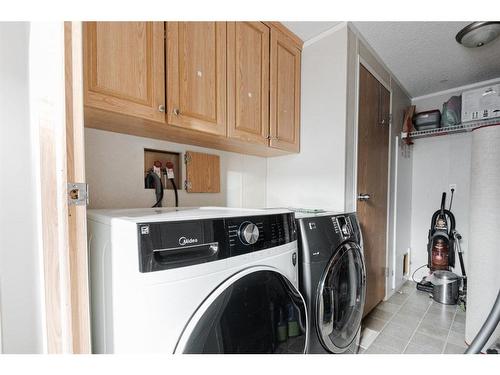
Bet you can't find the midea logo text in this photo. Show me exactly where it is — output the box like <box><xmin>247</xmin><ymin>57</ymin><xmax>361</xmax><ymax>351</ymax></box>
<box><xmin>179</xmin><ymin>237</ymin><xmax>198</xmax><ymax>246</ymax></box>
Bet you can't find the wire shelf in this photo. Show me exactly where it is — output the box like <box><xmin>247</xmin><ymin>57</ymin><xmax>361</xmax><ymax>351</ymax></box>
<box><xmin>401</xmin><ymin>118</ymin><xmax>500</xmax><ymax>141</ymax></box>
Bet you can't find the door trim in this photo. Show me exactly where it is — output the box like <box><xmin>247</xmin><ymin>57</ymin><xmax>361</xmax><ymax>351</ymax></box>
<box><xmin>174</xmin><ymin>265</ymin><xmax>309</xmax><ymax>354</ymax></box>
<box><xmin>37</xmin><ymin>21</ymin><xmax>91</xmax><ymax>353</ymax></box>
<box><xmin>64</xmin><ymin>21</ymin><xmax>92</xmax><ymax>353</ymax></box>
<box><xmin>354</xmin><ymin>56</ymin><xmax>393</xmax><ymax>301</ymax></box>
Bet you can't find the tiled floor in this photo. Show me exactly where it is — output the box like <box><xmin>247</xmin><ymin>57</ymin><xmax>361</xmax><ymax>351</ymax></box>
<box><xmin>360</xmin><ymin>280</ymin><xmax>467</xmax><ymax>354</ymax></box>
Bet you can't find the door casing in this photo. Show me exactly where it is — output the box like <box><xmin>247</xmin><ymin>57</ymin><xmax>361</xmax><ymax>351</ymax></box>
<box><xmin>37</xmin><ymin>21</ymin><xmax>91</xmax><ymax>354</ymax></box>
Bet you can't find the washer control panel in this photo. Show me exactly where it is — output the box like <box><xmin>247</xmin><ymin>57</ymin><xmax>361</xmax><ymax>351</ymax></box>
<box><xmin>226</xmin><ymin>213</ymin><xmax>296</xmax><ymax>257</ymax></box>
<box><xmin>138</xmin><ymin>212</ymin><xmax>296</xmax><ymax>272</ymax></box>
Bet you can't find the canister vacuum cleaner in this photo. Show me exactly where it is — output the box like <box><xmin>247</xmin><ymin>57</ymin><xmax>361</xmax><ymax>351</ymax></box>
<box><xmin>416</xmin><ymin>188</ymin><xmax>467</xmax><ymax>307</ymax></box>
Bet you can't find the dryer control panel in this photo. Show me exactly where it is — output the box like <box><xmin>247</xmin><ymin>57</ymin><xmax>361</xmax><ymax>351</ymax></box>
<box><xmin>334</xmin><ymin>215</ymin><xmax>353</xmax><ymax>240</ymax></box>
<box><xmin>137</xmin><ymin>213</ymin><xmax>296</xmax><ymax>272</ymax></box>
<box><xmin>296</xmin><ymin>213</ymin><xmax>359</xmax><ymax>264</ymax></box>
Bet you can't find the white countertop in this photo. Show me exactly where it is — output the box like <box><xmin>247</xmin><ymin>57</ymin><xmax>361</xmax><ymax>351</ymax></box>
<box><xmin>87</xmin><ymin>206</ymin><xmax>293</xmax><ymax>225</ymax></box>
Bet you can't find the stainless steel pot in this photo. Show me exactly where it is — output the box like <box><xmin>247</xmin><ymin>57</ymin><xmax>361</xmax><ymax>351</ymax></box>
<box><xmin>431</xmin><ymin>270</ymin><xmax>460</xmax><ymax>305</ymax></box>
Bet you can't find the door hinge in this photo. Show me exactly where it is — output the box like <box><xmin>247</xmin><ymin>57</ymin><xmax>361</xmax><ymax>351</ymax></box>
<box><xmin>184</xmin><ymin>180</ymin><xmax>192</xmax><ymax>191</ymax></box>
<box><xmin>388</xmin><ymin>113</ymin><xmax>393</xmax><ymax>126</ymax></box>
<box><xmin>184</xmin><ymin>153</ymin><xmax>192</xmax><ymax>164</ymax></box>
<box><xmin>67</xmin><ymin>182</ymin><xmax>89</xmax><ymax>206</ymax></box>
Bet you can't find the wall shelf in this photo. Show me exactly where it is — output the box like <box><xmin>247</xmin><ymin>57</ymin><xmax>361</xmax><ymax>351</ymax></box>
<box><xmin>401</xmin><ymin>118</ymin><xmax>500</xmax><ymax>141</ymax></box>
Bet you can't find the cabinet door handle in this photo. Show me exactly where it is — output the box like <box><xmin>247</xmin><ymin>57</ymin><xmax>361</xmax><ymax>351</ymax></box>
<box><xmin>173</xmin><ymin>108</ymin><xmax>181</xmax><ymax>116</ymax></box>
<box><xmin>158</xmin><ymin>104</ymin><xmax>166</xmax><ymax>113</ymax></box>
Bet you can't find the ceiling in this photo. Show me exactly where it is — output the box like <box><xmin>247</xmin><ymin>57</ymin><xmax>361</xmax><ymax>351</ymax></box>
<box><xmin>284</xmin><ymin>22</ymin><xmax>500</xmax><ymax>98</ymax></box>
<box><xmin>352</xmin><ymin>22</ymin><xmax>500</xmax><ymax>97</ymax></box>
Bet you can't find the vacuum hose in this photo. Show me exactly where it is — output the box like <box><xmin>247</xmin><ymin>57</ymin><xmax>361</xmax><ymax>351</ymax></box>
<box><xmin>465</xmin><ymin>288</ymin><xmax>500</xmax><ymax>353</ymax></box>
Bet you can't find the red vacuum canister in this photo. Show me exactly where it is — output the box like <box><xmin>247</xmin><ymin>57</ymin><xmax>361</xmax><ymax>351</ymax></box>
<box><xmin>427</xmin><ymin>192</ymin><xmax>456</xmax><ymax>272</ymax></box>
<box><xmin>431</xmin><ymin>237</ymin><xmax>450</xmax><ymax>271</ymax></box>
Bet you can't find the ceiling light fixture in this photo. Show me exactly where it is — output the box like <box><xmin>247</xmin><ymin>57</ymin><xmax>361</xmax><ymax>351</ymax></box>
<box><xmin>456</xmin><ymin>22</ymin><xmax>500</xmax><ymax>48</ymax></box>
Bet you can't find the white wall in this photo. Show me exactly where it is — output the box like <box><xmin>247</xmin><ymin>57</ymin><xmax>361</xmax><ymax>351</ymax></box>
<box><xmin>85</xmin><ymin>128</ymin><xmax>267</xmax><ymax>209</ymax></box>
<box><xmin>409</xmin><ymin>133</ymin><xmax>471</xmax><ymax>279</ymax></box>
<box><xmin>266</xmin><ymin>23</ymin><xmax>413</xmax><ymax>298</ymax></box>
<box><xmin>266</xmin><ymin>25</ymin><xmax>348</xmax><ymax>211</ymax></box>
<box><xmin>0</xmin><ymin>22</ymin><xmax>44</xmax><ymax>353</ymax></box>
<box><xmin>409</xmin><ymin>87</ymin><xmax>478</xmax><ymax>280</ymax></box>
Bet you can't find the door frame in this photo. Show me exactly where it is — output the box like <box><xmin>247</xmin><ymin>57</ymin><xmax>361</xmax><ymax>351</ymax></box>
<box><xmin>37</xmin><ymin>21</ymin><xmax>91</xmax><ymax>353</ymax></box>
<box><xmin>353</xmin><ymin>55</ymin><xmax>393</xmax><ymax>301</ymax></box>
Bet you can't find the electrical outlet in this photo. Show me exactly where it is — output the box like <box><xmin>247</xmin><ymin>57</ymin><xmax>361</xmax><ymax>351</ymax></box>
<box><xmin>449</xmin><ymin>184</ymin><xmax>457</xmax><ymax>191</ymax></box>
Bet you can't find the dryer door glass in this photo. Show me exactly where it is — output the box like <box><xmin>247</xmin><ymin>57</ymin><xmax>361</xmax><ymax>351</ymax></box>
<box><xmin>317</xmin><ymin>242</ymin><xmax>366</xmax><ymax>353</ymax></box>
<box><xmin>176</xmin><ymin>269</ymin><xmax>307</xmax><ymax>353</ymax></box>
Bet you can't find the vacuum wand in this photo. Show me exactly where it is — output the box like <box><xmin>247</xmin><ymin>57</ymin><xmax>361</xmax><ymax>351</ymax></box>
<box><xmin>449</xmin><ymin>188</ymin><xmax>455</xmax><ymax>211</ymax></box>
<box><xmin>452</xmin><ymin>229</ymin><xmax>466</xmax><ymax>279</ymax></box>
<box><xmin>440</xmin><ymin>192</ymin><xmax>446</xmax><ymax>216</ymax></box>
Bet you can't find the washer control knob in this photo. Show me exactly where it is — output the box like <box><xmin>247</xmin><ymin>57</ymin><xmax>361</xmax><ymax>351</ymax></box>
<box><xmin>239</xmin><ymin>222</ymin><xmax>260</xmax><ymax>245</ymax></box>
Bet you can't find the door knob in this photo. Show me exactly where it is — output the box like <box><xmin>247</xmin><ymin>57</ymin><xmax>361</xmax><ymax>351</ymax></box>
<box><xmin>357</xmin><ymin>193</ymin><xmax>371</xmax><ymax>201</ymax></box>
<box><xmin>173</xmin><ymin>108</ymin><xmax>181</xmax><ymax>116</ymax></box>
<box><xmin>158</xmin><ymin>104</ymin><xmax>166</xmax><ymax>112</ymax></box>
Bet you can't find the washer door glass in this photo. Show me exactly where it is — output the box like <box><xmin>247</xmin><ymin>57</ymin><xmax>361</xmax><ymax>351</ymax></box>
<box><xmin>317</xmin><ymin>242</ymin><xmax>366</xmax><ymax>353</ymax></box>
<box><xmin>176</xmin><ymin>268</ymin><xmax>308</xmax><ymax>354</ymax></box>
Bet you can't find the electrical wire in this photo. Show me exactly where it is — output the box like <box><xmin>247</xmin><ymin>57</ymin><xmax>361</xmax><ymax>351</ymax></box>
<box><xmin>411</xmin><ymin>264</ymin><xmax>428</xmax><ymax>283</ymax></box>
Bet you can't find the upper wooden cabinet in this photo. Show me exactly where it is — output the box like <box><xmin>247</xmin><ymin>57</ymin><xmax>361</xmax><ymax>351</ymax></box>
<box><xmin>83</xmin><ymin>22</ymin><xmax>165</xmax><ymax>122</ymax></box>
<box><xmin>83</xmin><ymin>22</ymin><xmax>302</xmax><ymax>157</ymax></box>
<box><xmin>269</xmin><ymin>29</ymin><xmax>301</xmax><ymax>153</ymax></box>
<box><xmin>227</xmin><ymin>22</ymin><xmax>270</xmax><ymax>145</ymax></box>
<box><xmin>166</xmin><ymin>22</ymin><xmax>227</xmax><ymax>136</ymax></box>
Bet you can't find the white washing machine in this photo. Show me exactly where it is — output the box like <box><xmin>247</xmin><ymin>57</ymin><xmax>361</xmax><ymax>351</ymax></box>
<box><xmin>87</xmin><ymin>207</ymin><xmax>308</xmax><ymax>354</ymax></box>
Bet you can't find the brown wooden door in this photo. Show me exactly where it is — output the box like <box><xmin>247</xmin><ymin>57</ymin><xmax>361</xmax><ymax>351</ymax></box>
<box><xmin>83</xmin><ymin>22</ymin><xmax>165</xmax><ymax>122</ymax></box>
<box><xmin>269</xmin><ymin>29</ymin><xmax>301</xmax><ymax>153</ymax></box>
<box><xmin>167</xmin><ymin>22</ymin><xmax>227</xmax><ymax>136</ymax></box>
<box><xmin>357</xmin><ymin>64</ymin><xmax>390</xmax><ymax>316</ymax></box>
<box><xmin>227</xmin><ymin>22</ymin><xmax>269</xmax><ymax>145</ymax></box>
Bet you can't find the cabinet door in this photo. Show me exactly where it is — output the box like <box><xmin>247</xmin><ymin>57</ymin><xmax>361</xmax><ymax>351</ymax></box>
<box><xmin>269</xmin><ymin>29</ymin><xmax>301</xmax><ymax>152</ymax></box>
<box><xmin>83</xmin><ymin>22</ymin><xmax>165</xmax><ymax>122</ymax></box>
<box><xmin>227</xmin><ymin>22</ymin><xmax>269</xmax><ymax>145</ymax></box>
<box><xmin>167</xmin><ymin>22</ymin><xmax>227</xmax><ymax>136</ymax></box>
